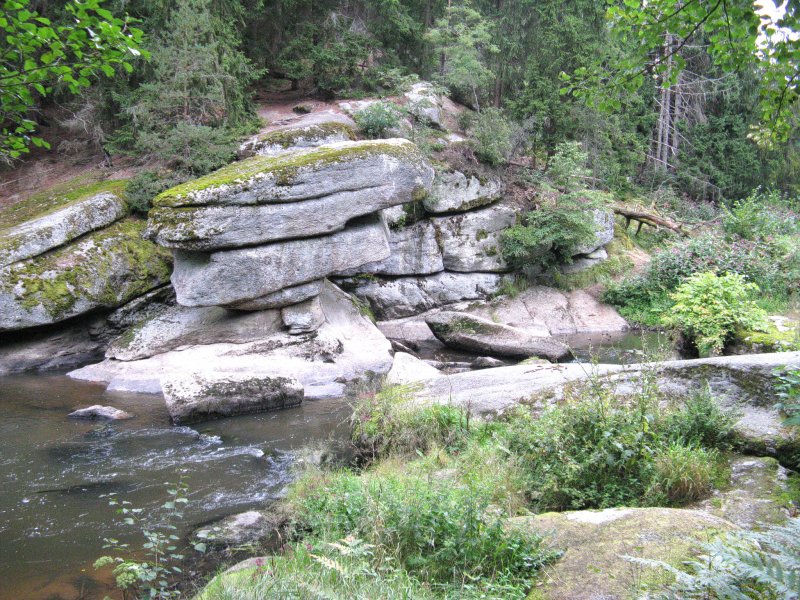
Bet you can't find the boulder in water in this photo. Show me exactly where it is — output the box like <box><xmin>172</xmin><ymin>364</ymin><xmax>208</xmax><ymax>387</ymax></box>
<box><xmin>68</xmin><ymin>405</ymin><xmax>133</xmax><ymax>420</ymax></box>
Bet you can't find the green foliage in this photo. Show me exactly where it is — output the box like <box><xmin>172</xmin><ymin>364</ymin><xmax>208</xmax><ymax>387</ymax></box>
<box><xmin>468</xmin><ymin>107</ymin><xmax>514</xmax><ymax>166</ymax></box>
<box><xmin>125</xmin><ymin>170</ymin><xmax>184</xmax><ymax>214</ymax></box>
<box><xmin>290</xmin><ymin>467</ymin><xmax>558</xmax><ymax>595</ymax></box>
<box><xmin>647</xmin><ymin>443</ymin><xmax>727</xmax><ymax>505</ymax></box>
<box><xmin>95</xmin><ymin>480</ymin><xmax>202</xmax><ymax>599</ymax></box>
<box><xmin>498</xmin><ymin>371</ymin><xmax>738</xmax><ymax>511</ymax></box>
<box><xmin>547</xmin><ymin>141</ymin><xmax>589</xmax><ymax>191</ymax></box>
<box><xmin>501</xmin><ymin>193</ymin><xmax>600</xmax><ymax>271</ymax></box>
<box><xmin>353</xmin><ymin>102</ymin><xmax>401</xmax><ymax>139</ymax></box>
<box><xmin>425</xmin><ymin>4</ymin><xmax>498</xmax><ymax>110</ymax></box>
<box><xmin>604</xmin><ymin>230</ymin><xmax>790</xmax><ymax>328</ymax></box>
<box><xmin>198</xmin><ymin>538</ymin><xmax>441</xmax><ymax>600</ymax></box>
<box><xmin>633</xmin><ymin>517</ymin><xmax>800</xmax><ymax>599</ymax></box>
<box><xmin>0</xmin><ymin>0</ymin><xmax>145</xmax><ymax>162</ymax></box>
<box><xmin>775</xmin><ymin>367</ymin><xmax>800</xmax><ymax>427</ymax></box>
<box><xmin>134</xmin><ymin>122</ymin><xmax>239</xmax><ymax>176</ymax></box>
<box><xmin>665</xmin><ymin>272</ymin><xmax>768</xmax><ymax>356</ymax></box>
<box><xmin>352</xmin><ymin>385</ymin><xmax>472</xmax><ymax>458</ymax></box>
<box><xmin>723</xmin><ymin>188</ymin><xmax>800</xmax><ymax>241</ymax></box>
<box><xmin>566</xmin><ymin>0</ymin><xmax>799</xmax><ymax>145</ymax></box>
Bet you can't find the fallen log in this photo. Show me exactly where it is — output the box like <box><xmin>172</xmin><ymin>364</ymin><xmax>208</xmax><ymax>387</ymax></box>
<box><xmin>613</xmin><ymin>205</ymin><xmax>689</xmax><ymax>236</ymax></box>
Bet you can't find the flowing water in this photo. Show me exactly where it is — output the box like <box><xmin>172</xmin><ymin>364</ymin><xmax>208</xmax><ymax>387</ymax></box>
<box><xmin>0</xmin><ymin>331</ymin><xmax>669</xmax><ymax>599</ymax></box>
<box><xmin>0</xmin><ymin>375</ymin><xmax>351</xmax><ymax>600</ymax></box>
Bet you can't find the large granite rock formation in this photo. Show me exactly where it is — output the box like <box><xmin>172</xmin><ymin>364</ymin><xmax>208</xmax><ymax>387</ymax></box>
<box><xmin>146</xmin><ymin>139</ymin><xmax>433</xmax><ymax>250</ymax></box>
<box><xmin>69</xmin><ymin>281</ymin><xmax>394</xmax><ymax>403</ymax></box>
<box><xmin>238</xmin><ymin>121</ymin><xmax>355</xmax><ymax>158</ymax></box>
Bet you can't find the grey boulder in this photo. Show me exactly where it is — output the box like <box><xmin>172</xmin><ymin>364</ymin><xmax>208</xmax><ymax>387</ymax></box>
<box><xmin>573</xmin><ymin>209</ymin><xmax>615</xmax><ymax>255</ymax></box>
<box><xmin>0</xmin><ymin>189</ymin><xmax>128</xmax><ymax>267</ymax></box>
<box><xmin>423</xmin><ymin>170</ymin><xmax>504</xmax><ymax>214</ymax></box>
<box><xmin>431</xmin><ymin>202</ymin><xmax>517</xmax><ymax>272</ymax></box>
<box><xmin>336</xmin><ymin>271</ymin><xmax>511</xmax><ymax>320</ymax></box>
<box><xmin>425</xmin><ymin>311</ymin><xmax>572</xmax><ymax>361</ymax></box>
<box><xmin>162</xmin><ymin>372</ymin><xmax>304</xmax><ymax>424</ymax></box>
<box><xmin>68</xmin><ymin>405</ymin><xmax>133</xmax><ymax>420</ymax></box>
<box><xmin>0</xmin><ymin>219</ymin><xmax>172</xmax><ymax>332</ymax></box>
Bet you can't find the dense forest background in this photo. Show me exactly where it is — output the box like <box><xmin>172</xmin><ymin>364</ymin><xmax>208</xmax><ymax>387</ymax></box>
<box><xmin>3</xmin><ymin>0</ymin><xmax>799</xmax><ymax>202</ymax></box>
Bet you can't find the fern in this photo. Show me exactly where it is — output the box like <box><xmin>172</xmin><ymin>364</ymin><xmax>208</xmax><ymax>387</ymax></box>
<box><xmin>626</xmin><ymin>517</ymin><xmax>800</xmax><ymax>599</ymax></box>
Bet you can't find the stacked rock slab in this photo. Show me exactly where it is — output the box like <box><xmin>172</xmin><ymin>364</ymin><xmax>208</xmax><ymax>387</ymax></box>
<box><xmin>0</xmin><ymin>181</ymin><xmax>173</xmax><ymax>333</ymax></box>
<box><xmin>146</xmin><ymin>139</ymin><xmax>434</xmax><ymax>310</ymax></box>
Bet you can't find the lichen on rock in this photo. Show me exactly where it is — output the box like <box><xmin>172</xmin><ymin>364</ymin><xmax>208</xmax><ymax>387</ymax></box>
<box><xmin>0</xmin><ymin>219</ymin><xmax>172</xmax><ymax>331</ymax></box>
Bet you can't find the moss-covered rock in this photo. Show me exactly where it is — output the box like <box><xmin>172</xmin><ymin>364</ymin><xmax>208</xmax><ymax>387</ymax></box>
<box><xmin>0</xmin><ymin>219</ymin><xmax>172</xmax><ymax>332</ymax></box>
<box><xmin>691</xmin><ymin>456</ymin><xmax>794</xmax><ymax>529</ymax></box>
<box><xmin>153</xmin><ymin>139</ymin><xmax>432</xmax><ymax>209</ymax></box>
<box><xmin>238</xmin><ymin>121</ymin><xmax>356</xmax><ymax>158</ymax></box>
<box><xmin>0</xmin><ymin>180</ymin><xmax>129</xmax><ymax>267</ymax></box>
<box><xmin>736</xmin><ymin>316</ymin><xmax>800</xmax><ymax>353</ymax></box>
<box><xmin>513</xmin><ymin>507</ymin><xmax>736</xmax><ymax>600</ymax></box>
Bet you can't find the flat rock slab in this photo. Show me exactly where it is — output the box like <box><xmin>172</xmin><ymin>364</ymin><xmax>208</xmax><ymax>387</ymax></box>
<box><xmin>386</xmin><ymin>352</ymin><xmax>441</xmax><ymax>385</ymax></box>
<box><xmin>171</xmin><ymin>215</ymin><xmax>390</xmax><ymax>307</ymax></box>
<box><xmin>230</xmin><ymin>280</ymin><xmax>322</xmax><ymax>311</ymax></box>
<box><xmin>336</xmin><ymin>271</ymin><xmax>512</xmax><ymax>320</ymax></box>
<box><xmin>162</xmin><ymin>372</ymin><xmax>304</xmax><ymax>423</ymax></box>
<box><xmin>68</xmin><ymin>405</ymin><xmax>133</xmax><ymax>420</ymax></box>
<box><xmin>691</xmin><ymin>456</ymin><xmax>792</xmax><ymax>529</ymax></box>
<box><xmin>426</xmin><ymin>311</ymin><xmax>572</xmax><ymax>361</ymax></box>
<box><xmin>0</xmin><ymin>187</ymin><xmax>128</xmax><ymax>267</ymax></box>
<box><xmin>69</xmin><ymin>282</ymin><xmax>393</xmax><ymax>400</ymax></box>
<box><xmin>424</xmin><ymin>169</ymin><xmax>504</xmax><ymax>214</ymax></box>
<box><xmin>510</xmin><ymin>507</ymin><xmax>736</xmax><ymax>600</ymax></box>
<box><xmin>431</xmin><ymin>202</ymin><xmax>517</xmax><ymax>272</ymax></box>
<box><xmin>106</xmin><ymin>304</ymin><xmax>284</xmax><ymax>361</ymax></box>
<box><xmin>0</xmin><ymin>219</ymin><xmax>172</xmax><ymax>332</ymax></box>
<box><xmin>469</xmin><ymin>285</ymin><xmax>629</xmax><ymax>336</ymax></box>
<box><xmin>146</xmin><ymin>139</ymin><xmax>434</xmax><ymax>250</ymax></box>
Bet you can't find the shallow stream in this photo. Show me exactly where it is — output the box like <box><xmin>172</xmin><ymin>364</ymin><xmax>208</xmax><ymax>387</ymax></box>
<box><xmin>0</xmin><ymin>330</ymin><xmax>668</xmax><ymax>599</ymax></box>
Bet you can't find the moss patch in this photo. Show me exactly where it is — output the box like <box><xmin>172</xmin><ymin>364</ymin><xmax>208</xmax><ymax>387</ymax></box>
<box><xmin>154</xmin><ymin>140</ymin><xmax>424</xmax><ymax>207</ymax></box>
<box><xmin>513</xmin><ymin>507</ymin><xmax>734</xmax><ymax>600</ymax></box>
<box><xmin>738</xmin><ymin>318</ymin><xmax>800</xmax><ymax>352</ymax></box>
<box><xmin>256</xmin><ymin>122</ymin><xmax>355</xmax><ymax>148</ymax></box>
<box><xmin>0</xmin><ymin>178</ymin><xmax>128</xmax><ymax>231</ymax></box>
<box><xmin>0</xmin><ymin>218</ymin><xmax>172</xmax><ymax>321</ymax></box>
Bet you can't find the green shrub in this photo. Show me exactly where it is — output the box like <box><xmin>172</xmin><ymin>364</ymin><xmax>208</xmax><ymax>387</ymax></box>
<box><xmin>290</xmin><ymin>468</ymin><xmax>558</xmax><ymax>592</ymax></box>
<box><xmin>646</xmin><ymin>443</ymin><xmax>727</xmax><ymax>505</ymax></box>
<box><xmin>198</xmin><ymin>539</ymin><xmax>440</xmax><ymax>600</ymax></box>
<box><xmin>354</xmin><ymin>102</ymin><xmax>401</xmax><ymax>139</ymax></box>
<box><xmin>501</xmin><ymin>193</ymin><xmax>600</xmax><ymax>271</ymax></box>
<box><xmin>604</xmin><ymin>232</ymin><xmax>787</xmax><ymax>327</ymax></box>
<box><xmin>496</xmin><ymin>371</ymin><xmax>738</xmax><ymax>512</ymax></box>
<box><xmin>135</xmin><ymin>122</ymin><xmax>239</xmax><ymax>176</ymax></box>
<box><xmin>352</xmin><ymin>385</ymin><xmax>472</xmax><ymax>458</ymax></box>
<box><xmin>125</xmin><ymin>170</ymin><xmax>184</xmax><ymax>214</ymax></box>
<box><xmin>547</xmin><ymin>141</ymin><xmax>589</xmax><ymax>192</ymax></box>
<box><xmin>723</xmin><ymin>188</ymin><xmax>798</xmax><ymax>241</ymax></box>
<box><xmin>662</xmin><ymin>390</ymin><xmax>739</xmax><ymax>450</ymax></box>
<box><xmin>469</xmin><ymin>107</ymin><xmax>514</xmax><ymax>166</ymax></box>
<box><xmin>775</xmin><ymin>367</ymin><xmax>800</xmax><ymax>427</ymax></box>
<box><xmin>665</xmin><ymin>271</ymin><xmax>768</xmax><ymax>356</ymax></box>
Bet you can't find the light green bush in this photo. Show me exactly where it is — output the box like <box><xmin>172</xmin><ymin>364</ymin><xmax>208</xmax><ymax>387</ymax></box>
<box><xmin>647</xmin><ymin>443</ymin><xmax>727</xmax><ymax>505</ymax></box>
<box><xmin>354</xmin><ymin>102</ymin><xmax>401</xmax><ymax>139</ymax></box>
<box><xmin>665</xmin><ymin>271</ymin><xmax>768</xmax><ymax>356</ymax></box>
<box><xmin>547</xmin><ymin>140</ymin><xmax>589</xmax><ymax>191</ymax></box>
<box><xmin>470</xmin><ymin>107</ymin><xmax>514</xmax><ymax>166</ymax></box>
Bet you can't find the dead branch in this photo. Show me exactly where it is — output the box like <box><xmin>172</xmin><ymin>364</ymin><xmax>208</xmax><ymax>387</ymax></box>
<box><xmin>613</xmin><ymin>204</ymin><xmax>690</xmax><ymax>236</ymax></box>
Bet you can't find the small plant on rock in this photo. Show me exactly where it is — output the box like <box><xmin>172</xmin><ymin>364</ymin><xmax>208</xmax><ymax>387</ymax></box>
<box><xmin>354</xmin><ymin>102</ymin><xmax>401</xmax><ymax>139</ymax></box>
<box><xmin>665</xmin><ymin>271</ymin><xmax>768</xmax><ymax>356</ymax></box>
